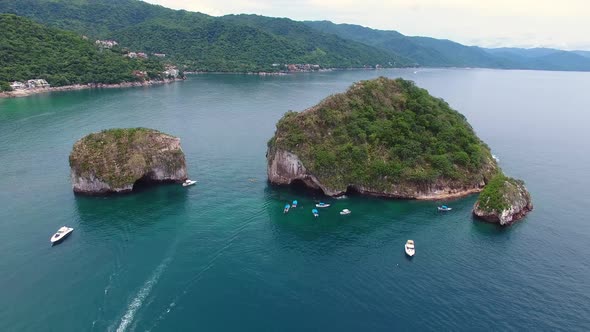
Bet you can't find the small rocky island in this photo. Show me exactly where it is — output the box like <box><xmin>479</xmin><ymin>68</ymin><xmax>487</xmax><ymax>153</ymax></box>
<box><xmin>473</xmin><ymin>174</ymin><xmax>533</xmax><ymax>225</ymax></box>
<box><xmin>267</xmin><ymin>77</ymin><xmax>532</xmax><ymax>224</ymax></box>
<box><xmin>69</xmin><ymin>128</ymin><xmax>188</xmax><ymax>195</ymax></box>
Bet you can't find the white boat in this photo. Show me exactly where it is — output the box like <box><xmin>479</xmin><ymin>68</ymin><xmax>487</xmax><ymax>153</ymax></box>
<box><xmin>405</xmin><ymin>240</ymin><xmax>415</xmax><ymax>257</ymax></box>
<box><xmin>438</xmin><ymin>205</ymin><xmax>452</xmax><ymax>212</ymax></box>
<box><xmin>182</xmin><ymin>179</ymin><xmax>197</xmax><ymax>187</ymax></box>
<box><xmin>340</xmin><ymin>209</ymin><xmax>351</xmax><ymax>215</ymax></box>
<box><xmin>51</xmin><ymin>226</ymin><xmax>74</xmax><ymax>245</ymax></box>
<box><xmin>315</xmin><ymin>202</ymin><xmax>330</xmax><ymax>208</ymax></box>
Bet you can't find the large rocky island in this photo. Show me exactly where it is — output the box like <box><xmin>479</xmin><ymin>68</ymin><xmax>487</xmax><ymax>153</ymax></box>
<box><xmin>267</xmin><ymin>77</ymin><xmax>532</xmax><ymax>223</ymax></box>
<box><xmin>69</xmin><ymin>128</ymin><xmax>188</xmax><ymax>195</ymax></box>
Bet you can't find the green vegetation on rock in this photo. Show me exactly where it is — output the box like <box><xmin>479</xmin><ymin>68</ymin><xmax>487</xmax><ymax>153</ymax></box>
<box><xmin>476</xmin><ymin>174</ymin><xmax>525</xmax><ymax>214</ymax></box>
<box><xmin>269</xmin><ymin>77</ymin><xmax>497</xmax><ymax>193</ymax></box>
<box><xmin>69</xmin><ymin>128</ymin><xmax>186</xmax><ymax>191</ymax></box>
<box><xmin>0</xmin><ymin>14</ymin><xmax>165</xmax><ymax>88</ymax></box>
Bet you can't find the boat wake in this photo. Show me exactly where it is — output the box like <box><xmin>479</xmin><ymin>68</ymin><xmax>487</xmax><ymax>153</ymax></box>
<box><xmin>145</xmin><ymin>213</ymin><xmax>260</xmax><ymax>331</ymax></box>
<box><xmin>114</xmin><ymin>255</ymin><xmax>172</xmax><ymax>332</ymax></box>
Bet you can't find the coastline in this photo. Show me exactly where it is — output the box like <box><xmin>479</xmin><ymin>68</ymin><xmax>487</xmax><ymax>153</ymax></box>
<box><xmin>0</xmin><ymin>77</ymin><xmax>184</xmax><ymax>99</ymax></box>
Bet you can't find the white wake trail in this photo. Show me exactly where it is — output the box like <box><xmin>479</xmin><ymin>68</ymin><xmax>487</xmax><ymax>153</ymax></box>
<box><xmin>115</xmin><ymin>256</ymin><xmax>172</xmax><ymax>332</ymax></box>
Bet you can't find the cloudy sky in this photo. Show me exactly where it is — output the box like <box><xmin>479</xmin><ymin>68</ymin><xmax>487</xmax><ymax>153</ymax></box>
<box><xmin>144</xmin><ymin>0</ymin><xmax>590</xmax><ymax>50</ymax></box>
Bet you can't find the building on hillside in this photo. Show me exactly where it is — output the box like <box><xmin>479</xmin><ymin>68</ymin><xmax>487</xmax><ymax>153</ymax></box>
<box><xmin>153</xmin><ymin>53</ymin><xmax>166</xmax><ymax>58</ymax></box>
<box><xmin>137</xmin><ymin>53</ymin><xmax>148</xmax><ymax>59</ymax></box>
<box><xmin>126</xmin><ymin>52</ymin><xmax>137</xmax><ymax>58</ymax></box>
<box><xmin>10</xmin><ymin>81</ymin><xmax>26</xmax><ymax>90</ymax></box>
<box><xmin>26</xmin><ymin>79</ymin><xmax>50</xmax><ymax>88</ymax></box>
<box><xmin>95</xmin><ymin>40</ymin><xmax>118</xmax><ymax>48</ymax></box>
<box><xmin>163</xmin><ymin>66</ymin><xmax>179</xmax><ymax>78</ymax></box>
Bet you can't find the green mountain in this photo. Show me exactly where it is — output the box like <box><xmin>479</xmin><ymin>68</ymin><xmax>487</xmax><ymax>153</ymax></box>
<box><xmin>304</xmin><ymin>21</ymin><xmax>503</xmax><ymax>68</ymax></box>
<box><xmin>305</xmin><ymin>20</ymin><xmax>590</xmax><ymax>71</ymax></box>
<box><xmin>0</xmin><ymin>0</ymin><xmax>406</xmax><ymax>72</ymax></box>
<box><xmin>0</xmin><ymin>14</ymin><xmax>165</xmax><ymax>91</ymax></box>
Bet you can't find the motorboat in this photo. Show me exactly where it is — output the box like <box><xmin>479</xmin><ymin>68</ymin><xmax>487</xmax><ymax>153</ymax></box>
<box><xmin>340</xmin><ymin>209</ymin><xmax>351</xmax><ymax>215</ymax></box>
<box><xmin>405</xmin><ymin>240</ymin><xmax>415</xmax><ymax>257</ymax></box>
<box><xmin>51</xmin><ymin>226</ymin><xmax>74</xmax><ymax>245</ymax></box>
<box><xmin>315</xmin><ymin>202</ymin><xmax>330</xmax><ymax>208</ymax></box>
<box><xmin>284</xmin><ymin>204</ymin><xmax>291</xmax><ymax>213</ymax></box>
<box><xmin>438</xmin><ymin>205</ymin><xmax>452</xmax><ymax>212</ymax></box>
<box><xmin>312</xmin><ymin>209</ymin><xmax>319</xmax><ymax>217</ymax></box>
<box><xmin>292</xmin><ymin>200</ymin><xmax>298</xmax><ymax>208</ymax></box>
<box><xmin>182</xmin><ymin>179</ymin><xmax>197</xmax><ymax>187</ymax></box>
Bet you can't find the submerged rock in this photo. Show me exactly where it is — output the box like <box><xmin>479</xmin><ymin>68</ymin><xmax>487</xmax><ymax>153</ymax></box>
<box><xmin>473</xmin><ymin>174</ymin><xmax>533</xmax><ymax>225</ymax></box>
<box><xmin>267</xmin><ymin>77</ymin><xmax>498</xmax><ymax>199</ymax></box>
<box><xmin>69</xmin><ymin>128</ymin><xmax>187</xmax><ymax>195</ymax></box>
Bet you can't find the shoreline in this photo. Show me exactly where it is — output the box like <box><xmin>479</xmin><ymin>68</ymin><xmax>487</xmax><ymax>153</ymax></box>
<box><xmin>0</xmin><ymin>77</ymin><xmax>184</xmax><ymax>99</ymax></box>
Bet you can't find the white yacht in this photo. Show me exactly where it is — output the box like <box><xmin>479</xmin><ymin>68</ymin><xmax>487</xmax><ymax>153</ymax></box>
<box><xmin>340</xmin><ymin>209</ymin><xmax>351</xmax><ymax>215</ymax></box>
<box><xmin>51</xmin><ymin>226</ymin><xmax>74</xmax><ymax>245</ymax></box>
<box><xmin>182</xmin><ymin>179</ymin><xmax>197</xmax><ymax>187</ymax></box>
<box><xmin>405</xmin><ymin>240</ymin><xmax>415</xmax><ymax>257</ymax></box>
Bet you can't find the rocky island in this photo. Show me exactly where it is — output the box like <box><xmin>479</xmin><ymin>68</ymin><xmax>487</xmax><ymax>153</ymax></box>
<box><xmin>473</xmin><ymin>174</ymin><xmax>533</xmax><ymax>225</ymax></box>
<box><xmin>69</xmin><ymin>128</ymin><xmax>188</xmax><ymax>195</ymax></box>
<box><xmin>267</xmin><ymin>77</ymin><xmax>532</xmax><ymax>223</ymax></box>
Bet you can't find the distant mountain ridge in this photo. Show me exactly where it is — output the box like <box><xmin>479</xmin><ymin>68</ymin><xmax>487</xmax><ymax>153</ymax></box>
<box><xmin>304</xmin><ymin>21</ymin><xmax>590</xmax><ymax>71</ymax></box>
<box><xmin>0</xmin><ymin>0</ymin><xmax>589</xmax><ymax>72</ymax></box>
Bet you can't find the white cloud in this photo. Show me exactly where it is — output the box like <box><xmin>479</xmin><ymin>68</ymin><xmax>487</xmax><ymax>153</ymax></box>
<box><xmin>143</xmin><ymin>0</ymin><xmax>590</xmax><ymax>50</ymax></box>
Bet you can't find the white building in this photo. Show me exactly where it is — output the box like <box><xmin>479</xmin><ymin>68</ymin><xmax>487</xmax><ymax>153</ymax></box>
<box><xmin>10</xmin><ymin>81</ymin><xmax>26</xmax><ymax>90</ymax></box>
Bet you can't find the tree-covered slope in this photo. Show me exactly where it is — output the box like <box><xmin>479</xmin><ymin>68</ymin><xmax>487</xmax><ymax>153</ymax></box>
<box><xmin>268</xmin><ymin>77</ymin><xmax>498</xmax><ymax>197</ymax></box>
<box><xmin>0</xmin><ymin>0</ymin><xmax>407</xmax><ymax>71</ymax></box>
<box><xmin>0</xmin><ymin>14</ymin><xmax>164</xmax><ymax>89</ymax></box>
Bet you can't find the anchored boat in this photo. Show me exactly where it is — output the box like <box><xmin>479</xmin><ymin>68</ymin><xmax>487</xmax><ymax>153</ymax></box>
<box><xmin>437</xmin><ymin>205</ymin><xmax>452</xmax><ymax>212</ymax></box>
<box><xmin>315</xmin><ymin>202</ymin><xmax>330</xmax><ymax>208</ymax></box>
<box><xmin>340</xmin><ymin>209</ymin><xmax>351</xmax><ymax>215</ymax></box>
<box><xmin>51</xmin><ymin>226</ymin><xmax>74</xmax><ymax>245</ymax></box>
<box><xmin>284</xmin><ymin>204</ymin><xmax>291</xmax><ymax>213</ymax></box>
<box><xmin>312</xmin><ymin>209</ymin><xmax>319</xmax><ymax>217</ymax></box>
<box><xmin>183</xmin><ymin>179</ymin><xmax>197</xmax><ymax>187</ymax></box>
<box><xmin>292</xmin><ymin>200</ymin><xmax>298</xmax><ymax>208</ymax></box>
<box><xmin>405</xmin><ymin>240</ymin><xmax>415</xmax><ymax>257</ymax></box>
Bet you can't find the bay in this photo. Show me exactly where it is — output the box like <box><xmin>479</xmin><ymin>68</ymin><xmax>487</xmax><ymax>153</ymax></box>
<box><xmin>0</xmin><ymin>68</ymin><xmax>589</xmax><ymax>331</ymax></box>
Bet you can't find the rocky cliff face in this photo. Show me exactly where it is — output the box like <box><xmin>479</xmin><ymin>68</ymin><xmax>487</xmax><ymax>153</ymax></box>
<box><xmin>69</xmin><ymin>128</ymin><xmax>188</xmax><ymax>195</ymax></box>
<box><xmin>473</xmin><ymin>175</ymin><xmax>533</xmax><ymax>225</ymax></box>
<box><xmin>267</xmin><ymin>146</ymin><xmax>495</xmax><ymax>199</ymax></box>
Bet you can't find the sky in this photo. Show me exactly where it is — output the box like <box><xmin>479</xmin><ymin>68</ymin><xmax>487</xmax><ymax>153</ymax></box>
<box><xmin>143</xmin><ymin>0</ymin><xmax>590</xmax><ymax>50</ymax></box>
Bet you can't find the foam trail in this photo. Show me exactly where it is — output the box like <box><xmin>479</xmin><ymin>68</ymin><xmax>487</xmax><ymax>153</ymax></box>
<box><xmin>115</xmin><ymin>256</ymin><xmax>172</xmax><ymax>332</ymax></box>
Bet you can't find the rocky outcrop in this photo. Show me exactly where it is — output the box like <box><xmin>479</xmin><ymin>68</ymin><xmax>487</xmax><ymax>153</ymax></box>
<box><xmin>267</xmin><ymin>77</ymin><xmax>499</xmax><ymax>200</ymax></box>
<box><xmin>69</xmin><ymin>128</ymin><xmax>187</xmax><ymax>195</ymax></box>
<box><xmin>267</xmin><ymin>146</ymin><xmax>494</xmax><ymax>199</ymax></box>
<box><xmin>473</xmin><ymin>175</ymin><xmax>533</xmax><ymax>225</ymax></box>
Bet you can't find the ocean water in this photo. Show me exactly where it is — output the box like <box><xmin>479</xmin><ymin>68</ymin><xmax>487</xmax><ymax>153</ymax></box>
<box><xmin>0</xmin><ymin>69</ymin><xmax>589</xmax><ymax>331</ymax></box>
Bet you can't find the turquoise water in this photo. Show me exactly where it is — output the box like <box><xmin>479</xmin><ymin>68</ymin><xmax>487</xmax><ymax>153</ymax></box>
<box><xmin>1</xmin><ymin>69</ymin><xmax>589</xmax><ymax>331</ymax></box>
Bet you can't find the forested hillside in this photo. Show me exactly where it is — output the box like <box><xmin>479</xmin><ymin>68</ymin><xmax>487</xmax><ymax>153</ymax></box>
<box><xmin>0</xmin><ymin>0</ymin><xmax>405</xmax><ymax>72</ymax></box>
<box><xmin>0</xmin><ymin>14</ymin><xmax>165</xmax><ymax>91</ymax></box>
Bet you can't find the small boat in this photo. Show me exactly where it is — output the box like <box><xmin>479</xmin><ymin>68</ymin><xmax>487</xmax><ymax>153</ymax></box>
<box><xmin>182</xmin><ymin>179</ymin><xmax>197</xmax><ymax>187</ymax></box>
<box><xmin>340</xmin><ymin>209</ymin><xmax>351</xmax><ymax>215</ymax></box>
<box><xmin>312</xmin><ymin>209</ymin><xmax>319</xmax><ymax>217</ymax></box>
<box><xmin>292</xmin><ymin>200</ymin><xmax>298</xmax><ymax>208</ymax></box>
<box><xmin>438</xmin><ymin>205</ymin><xmax>452</xmax><ymax>212</ymax></box>
<box><xmin>51</xmin><ymin>226</ymin><xmax>74</xmax><ymax>245</ymax></box>
<box><xmin>284</xmin><ymin>204</ymin><xmax>291</xmax><ymax>213</ymax></box>
<box><xmin>405</xmin><ymin>240</ymin><xmax>415</xmax><ymax>257</ymax></box>
<box><xmin>315</xmin><ymin>202</ymin><xmax>330</xmax><ymax>208</ymax></box>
